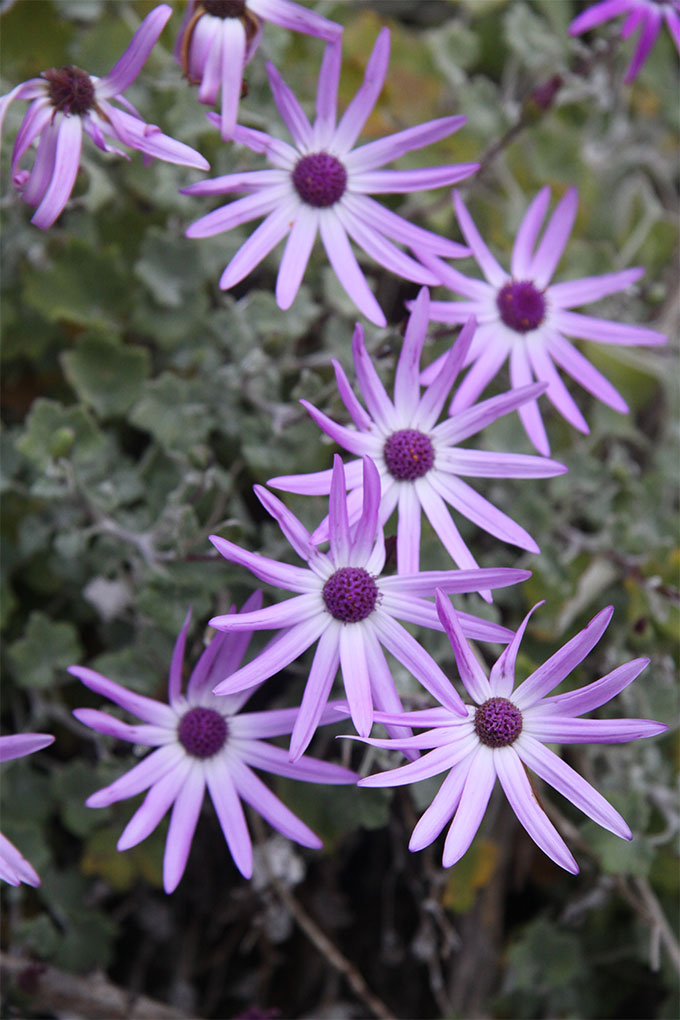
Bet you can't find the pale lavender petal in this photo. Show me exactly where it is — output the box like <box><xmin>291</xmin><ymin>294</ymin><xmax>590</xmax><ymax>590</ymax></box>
<box><xmin>231</xmin><ymin>758</ymin><xmax>321</xmax><ymax>847</ymax></box>
<box><xmin>332</xmin><ymin>356</ymin><xmax>372</xmax><ymax>430</ymax></box>
<box><xmin>351</xmin><ymin>164</ymin><xmax>478</xmax><ymax>194</ymax></box>
<box><xmin>300</xmin><ymin>398</ymin><xmax>376</xmax><ymax>458</ymax></box>
<box><xmin>197</xmin><ymin>27</ymin><xmax>224</xmax><ymax>104</ymax></box>
<box><xmin>620</xmin><ymin>7</ymin><xmax>645</xmax><ymax>38</ymax></box>
<box><xmin>452</xmin><ymin>190</ymin><xmax>506</xmax><ymax>287</ymax></box>
<box><xmin>511</xmin><ymin>187</ymin><xmax>551</xmax><ymax>278</ymax></box>
<box><xmin>494</xmin><ymin>746</ymin><xmax>579</xmax><ymax>873</ymax></box>
<box><xmin>448</xmin><ymin>341</ymin><xmax>510</xmax><ymax>415</ymax></box>
<box><xmin>415</xmin><ymin>316</ymin><xmax>477</xmax><ymax>431</ymax></box>
<box><xmin>269</xmin><ymin>458</ymin><xmax>363</xmax><ymax>497</ymax></box>
<box><xmin>163</xmin><ymin>762</ymin><xmax>205</xmax><ymax>892</ymax></box>
<box><xmin>526</xmin><ymin>336</ymin><xmax>589</xmax><ymax>433</ymax></box>
<box><xmin>442</xmin><ymin>381</ymin><xmax>546</xmax><ymax>444</ymax></box>
<box><xmin>548</xmin><ymin>333</ymin><xmax>629</xmax><ymax>412</ymax></box>
<box><xmin>418</xmin><ymin>251</ymin><xmax>492</xmax><ymax>301</ymax></box>
<box><xmin>117</xmin><ymin>757</ymin><xmax>190</xmax><ymax>850</ymax></box>
<box><xmin>329</xmin><ymin>455</ymin><xmax>351</xmax><ymax>563</ymax></box>
<box><xmin>182</xmin><ymin>168</ymin><xmax>288</xmax><ymax>196</ymax></box>
<box><xmin>209</xmin><ymin>534</ymin><xmax>319</xmax><ymax>592</ymax></box>
<box><xmin>218</xmin><ymin>19</ymin><xmax>247</xmax><ymax>140</ymax></box>
<box><xmin>102</xmin><ymin>105</ymin><xmax>209</xmax><ymax>169</ymax></box>
<box><xmin>396</xmin><ymin>483</ymin><xmax>422</xmax><ymax>574</ymax></box>
<box><xmin>489</xmin><ymin>602</ymin><xmax>543</xmax><ymax>699</ymax></box>
<box><xmin>409</xmin><ymin>757</ymin><xmax>474</xmax><ymax>852</ymax></box>
<box><xmin>314</xmin><ymin>39</ymin><xmax>341</xmax><ymax>146</ymax></box>
<box><xmin>345</xmin><ymin>192</ymin><xmax>469</xmax><ymax>258</ymax></box>
<box><xmin>435</xmin><ymin>589</ymin><xmax>491</xmax><ymax>703</ymax></box>
<box><xmin>331</xmin><ymin>28</ymin><xmax>390</xmax><ymax>152</ymax></box>
<box><xmin>266</xmin><ymin>60</ymin><xmax>314</xmax><ymax>148</ymax></box>
<box><xmin>31</xmin><ymin>114</ymin><xmax>82</xmax><ymax>229</ymax></box>
<box><xmin>254</xmin><ymin>484</ymin><xmax>324</xmax><ymax>565</ymax></box>
<box><xmin>379</xmin><ymin>566</ymin><xmax>530</xmax><ymax>597</ymax></box>
<box><xmin>418</xmin><ymin>481</ymin><xmax>482</xmax><ymax>575</ymax></box>
<box><xmin>440</xmin><ymin>447</ymin><xmax>566</xmax><ymax>479</ymax></box>
<box><xmin>213</xmin><ymin>615</ymin><xmax>330</xmax><ymax>695</ymax></box>
<box><xmin>189</xmin><ymin>591</ymin><xmax>264</xmax><ymax>697</ymax></box>
<box><xmin>553</xmin><ymin>309</ymin><xmax>667</xmax><ymax>346</ymax></box>
<box><xmin>346</xmin><ymin>116</ymin><xmax>467</xmax><ymax>175</ymax></box>
<box><xmin>537</xmin><ymin>657</ymin><xmax>649</xmax><ymax>716</ymax></box>
<box><xmin>230</xmin><ymin>123</ymin><xmax>299</xmax><ymax>168</ymax></box>
<box><xmin>509</xmin><ymin>343</ymin><xmax>550</xmax><ymax>455</ymax></box>
<box><xmin>0</xmin><ymin>79</ymin><xmax>45</xmax><ymax>135</ymax></box>
<box><xmin>359</xmin><ymin>735</ymin><xmax>478</xmax><ymax>788</ymax></box>
<box><xmin>362</xmin><ymin>626</ymin><xmax>414</xmax><ymax>750</ymax></box>
<box><xmin>569</xmin><ymin>0</ymin><xmax>630</xmax><ymax>34</ymax></box>
<box><xmin>234</xmin><ymin>699</ymin><xmax>348</xmax><ymax>739</ymax></box>
<box><xmin>73</xmin><ymin>708</ymin><xmax>170</xmax><ymax>747</ymax></box>
<box><xmin>0</xmin><ymin>832</ymin><xmax>40</xmax><ymax>887</ymax></box>
<box><xmin>513</xmin><ymin>606</ymin><xmax>614</xmax><ymax>710</ymax></box>
<box><xmin>185</xmin><ymin>188</ymin><xmax>287</xmax><ymax>238</ymax></box>
<box><xmin>250</xmin><ymin>0</ymin><xmax>342</xmax><ymax>41</ymax></box>
<box><xmin>97</xmin><ymin>4</ymin><xmax>171</xmax><ymax>98</ymax></box>
<box><xmin>428</xmin><ymin>471</ymin><xmax>540</xmax><ymax>551</ymax></box>
<box><xmin>372</xmin><ymin>707</ymin><xmax>461</xmax><ymax>728</ymax></box>
<box><xmin>624</xmin><ymin>9</ymin><xmax>662</xmax><ymax>82</ymax></box>
<box><xmin>526</xmin><ymin>716</ymin><xmax>667</xmax><ymax>744</ymax></box>
<box><xmin>0</xmin><ymin>733</ymin><xmax>54</xmax><ymax>762</ymax></box>
<box><xmin>334</xmin><ymin>203</ymin><xmax>441</xmax><ymax>286</ymax></box>
<box><xmin>168</xmin><ymin>609</ymin><xmax>191</xmax><ymax>706</ymax></box>
<box><xmin>10</xmin><ymin>97</ymin><xmax>52</xmax><ymax>171</ymax></box>
<box><xmin>68</xmin><ymin>665</ymin><xmax>176</xmax><ymax>725</ymax></box>
<box><xmin>370</xmin><ymin>610</ymin><xmax>467</xmax><ymax>716</ymax></box>
<box><xmin>352</xmin><ymin>726</ymin><xmax>469</xmax><ymax>752</ymax></box>
<box><xmin>210</xmin><ymin>594</ymin><xmax>320</xmax><ymax>632</ymax></box>
<box><xmin>19</xmin><ymin>117</ymin><xmax>59</xmax><ymax>207</ymax></box>
<box><xmin>441</xmin><ymin>746</ymin><xmax>497</xmax><ymax>867</ymax></box>
<box><xmin>548</xmin><ymin>267</ymin><xmax>644</xmax><ymax>308</ymax></box>
<box><xmin>352</xmin><ymin>324</ymin><xmax>398</xmax><ymax>431</ymax></box>
<box><xmin>340</xmin><ymin>625</ymin><xmax>373</xmax><ymax>737</ymax></box>
<box><xmin>378</xmin><ymin>591</ymin><xmax>512</xmax><ymax>644</ymax></box>
<box><xmin>85</xmin><ymin>745</ymin><xmax>184</xmax><ymax>808</ymax></box>
<box><xmin>529</xmin><ymin>187</ymin><xmax>578</xmax><ymax>288</ymax></box>
<box><xmin>318</xmin><ymin>210</ymin><xmax>386</xmax><ymax>327</ymax></box>
<box><xmin>239</xmin><ymin>740</ymin><xmax>356</xmax><ymax>783</ymax></box>
<box><xmin>276</xmin><ymin>204</ymin><xmax>319</xmax><ymax>309</ymax></box>
<box><xmin>517</xmin><ymin>735</ymin><xmax>632</xmax><ymax>838</ymax></box>
<box><xmin>394</xmin><ymin>287</ymin><xmax>429</xmax><ymax>419</ymax></box>
<box><xmin>363</xmin><ymin>495</ymin><xmax>391</xmax><ymax>573</ymax></box>
<box><xmin>289</xmin><ymin>623</ymin><xmax>341</xmax><ymax>760</ymax></box>
<box><xmin>205</xmin><ymin>757</ymin><xmax>253</xmax><ymax>877</ymax></box>
<box><xmin>221</xmin><ymin>200</ymin><xmax>297</xmax><ymax>291</ymax></box>
<box><xmin>664</xmin><ymin>6</ymin><xmax>680</xmax><ymax>49</ymax></box>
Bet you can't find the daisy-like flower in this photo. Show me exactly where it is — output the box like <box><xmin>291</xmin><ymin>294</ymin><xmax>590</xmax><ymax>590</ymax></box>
<box><xmin>176</xmin><ymin>0</ymin><xmax>342</xmax><ymax>140</ymax></box>
<box><xmin>209</xmin><ymin>455</ymin><xmax>530</xmax><ymax>760</ymax></box>
<box><xmin>70</xmin><ymin>596</ymin><xmax>357</xmax><ymax>893</ymax></box>
<box><xmin>0</xmin><ymin>733</ymin><xmax>55</xmax><ymax>887</ymax></box>
<box><xmin>269</xmin><ymin>288</ymin><xmax>567</xmax><ymax>582</ymax></box>
<box><xmin>355</xmin><ymin>591</ymin><xmax>667</xmax><ymax>873</ymax></box>
<box><xmin>570</xmin><ymin>1</ymin><xmax>680</xmax><ymax>84</ymax></box>
<box><xmin>183</xmin><ymin>29</ymin><xmax>478</xmax><ymax>327</ymax></box>
<box><xmin>0</xmin><ymin>4</ymin><xmax>209</xmax><ymax>230</ymax></box>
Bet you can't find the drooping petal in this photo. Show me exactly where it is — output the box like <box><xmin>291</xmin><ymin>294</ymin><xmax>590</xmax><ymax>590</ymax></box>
<box><xmin>217</xmin><ymin>18</ymin><xmax>248</xmax><ymax>140</ymax></box>
<box><xmin>205</xmin><ymin>757</ymin><xmax>253</xmax><ymax>878</ymax></box>
<box><xmin>332</xmin><ymin>28</ymin><xmax>390</xmax><ymax>153</ymax></box>
<box><xmin>0</xmin><ymin>79</ymin><xmax>45</xmax><ymax>135</ymax></box>
<box><xmin>10</xmin><ymin>97</ymin><xmax>52</xmax><ymax>171</ymax></box>
<box><xmin>441</xmin><ymin>746</ymin><xmax>497</xmax><ymax>867</ymax></box>
<box><xmin>511</xmin><ymin>187</ymin><xmax>551</xmax><ymax>278</ymax></box>
<box><xmin>435</xmin><ymin>589</ymin><xmax>491</xmax><ymax>704</ymax></box>
<box><xmin>528</xmin><ymin>187</ymin><xmax>578</xmax><ymax>288</ymax></box>
<box><xmin>102</xmin><ymin>104</ymin><xmax>209</xmax><ymax>169</ymax></box>
<box><xmin>318</xmin><ymin>209</ymin><xmax>386</xmax><ymax>327</ymax></box>
<box><xmin>21</xmin><ymin>118</ymin><xmax>60</xmax><ymax>207</ymax></box>
<box><xmin>163</xmin><ymin>762</ymin><xmax>205</xmax><ymax>892</ymax></box>
<box><xmin>31</xmin><ymin>114</ymin><xmax>82</xmax><ymax>229</ymax></box>
<box><xmin>98</xmin><ymin>4</ymin><xmax>172</xmax><ymax>98</ymax></box>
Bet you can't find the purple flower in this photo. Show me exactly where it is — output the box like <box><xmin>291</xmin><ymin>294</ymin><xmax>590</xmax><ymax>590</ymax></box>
<box><xmin>570</xmin><ymin>1</ymin><xmax>680</xmax><ymax>83</ymax></box>
<box><xmin>177</xmin><ymin>0</ymin><xmax>342</xmax><ymax>140</ymax></box>
<box><xmin>208</xmin><ymin>455</ymin><xmax>530</xmax><ymax>760</ymax></box>
<box><xmin>355</xmin><ymin>591</ymin><xmax>667</xmax><ymax>873</ymax></box>
<box><xmin>418</xmin><ymin>188</ymin><xmax>667</xmax><ymax>454</ymax></box>
<box><xmin>0</xmin><ymin>4</ymin><xmax>209</xmax><ymax>229</ymax></box>
<box><xmin>0</xmin><ymin>733</ymin><xmax>54</xmax><ymax>887</ymax></box>
<box><xmin>183</xmin><ymin>29</ymin><xmax>478</xmax><ymax>326</ymax></box>
<box><xmin>70</xmin><ymin>596</ymin><xmax>356</xmax><ymax>892</ymax></box>
<box><xmin>268</xmin><ymin>288</ymin><xmax>567</xmax><ymax>582</ymax></box>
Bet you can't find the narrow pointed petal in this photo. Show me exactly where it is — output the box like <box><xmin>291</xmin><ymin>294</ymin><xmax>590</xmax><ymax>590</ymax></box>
<box><xmin>205</xmin><ymin>758</ymin><xmax>253</xmax><ymax>878</ymax></box>
<box><xmin>10</xmin><ymin>97</ymin><xmax>52</xmax><ymax>171</ymax></box>
<box><xmin>85</xmin><ymin>745</ymin><xmax>184</xmax><ymax>808</ymax></box>
<box><xmin>314</xmin><ymin>39</ymin><xmax>341</xmax><ymax>146</ymax></box>
<box><xmin>329</xmin><ymin>455</ymin><xmax>351</xmax><ymax>563</ymax></box>
<box><xmin>441</xmin><ymin>447</ymin><xmax>565</xmax><ymax>480</ymax></box>
<box><xmin>185</xmin><ymin>188</ymin><xmax>286</xmax><ymax>238</ymax></box>
<box><xmin>527</xmin><ymin>716</ymin><xmax>668</xmax><ymax>744</ymax></box>
<box><xmin>415</xmin><ymin>316</ymin><xmax>477</xmax><ymax>431</ymax></box>
<box><xmin>332</xmin><ymin>28</ymin><xmax>390</xmax><ymax>152</ymax></box>
<box><xmin>335</xmin><ymin>202</ymin><xmax>441</xmax><ymax>285</ymax></box>
<box><xmin>182</xmin><ymin>168</ymin><xmax>288</xmax><ymax>196</ymax></box>
<box><xmin>409</xmin><ymin>761</ymin><xmax>471</xmax><ymax>851</ymax></box>
<box><xmin>529</xmin><ymin>187</ymin><xmax>578</xmax><ymax>288</ymax></box>
<box><xmin>548</xmin><ymin>267</ymin><xmax>644</xmax><ymax>308</ymax></box>
<box><xmin>513</xmin><ymin>606</ymin><xmax>614</xmax><ymax>710</ymax></box>
<box><xmin>511</xmin><ymin>187</ymin><xmax>551</xmax><ymax>278</ymax></box>
<box><xmin>548</xmin><ymin>333</ymin><xmax>629</xmax><ymax>412</ymax></box>
<box><xmin>351</xmin><ymin>164</ymin><xmax>478</xmax><ymax>193</ymax></box>
<box><xmin>288</xmin><ymin>623</ymin><xmax>341</xmax><ymax>760</ymax></box>
<box><xmin>0</xmin><ymin>79</ymin><xmax>45</xmax><ymax>135</ymax></box>
<box><xmin>538</xmin><ymin>658</ymin><xmax>649</xmax><ymax>716</ymax></box>
<box><xmin>209</xmin><ymin>534</ymin><xmax>319</xmax><ymax>592</ymax></box>
<box><xmin>624</xmin><ymin>10</ymin><xmax>661</xmax><ymax>83</ymax></box>
<box><xmin>489</xmin><ymin>602</ymin><xmax>543</xmax><ymax>698</ymax></box>
<box><xmin>509</xmin><ymin>343</ymin><xmax>550</xmax><ymax>455</ymax></box>
<box><xmin>570</xmin><ymin>0</ymin><xmax>631</xmax><ymax>34</ymax></box>
<box><xmin>345</xmin><ymin>192</ymin><xmax>468</xmax><ymax>258</ymax></box>
<box><xmin>418</xmin><ymin>481</ymin><xmax>482</xmax><ymax>574</ymax></box>
<box><xmin>230</xmin><ymin>123</ymin><xmax>299</xmax><ymax>168</ymax></box>
<box><xmin>429</xmin><ymin>471</ymin><xmax>540</xmax><ymax>551</ymax></box>
<box><xmin>379</xmin><ymin>566</ymin><xmax>530</xmax><ymax>597</ymax></box>
<box><xmin>234</xmin><ymin>699</ymin><xmax>348</xmax><ymax>739</ymax></box>
<box><xmin>396</xmin><ymin>483</ymin><xmax>422</xmax><ymax>574</ymax></box>
<box><xmin>350</xmin><ymin>457</ymin><xmax>382</xmax><ymax>565</ymax></box>
<box><xmin>362</xmin><ymin>626</ymin><xmax>414</xmax><ymax>751</ymax></box>
<box><xmin>253</xmin><ymin>485</ymin><xmax>317</xmax><ymax>561</ymax></box>
<box><xmin>340</xmin><ymin>625</ymin><xmax>373</xmax><ymax>737</ymax></box>
<box><xmin>332</xmin><ymin>357</ymin><xmax>372</xmax><ymax>430</ymax></box>
<box><xmin>453</xmin><ymin>190</ymin><xmax>506</xmax><ymax>287</ymax></box>
<box><xmin>188</xmin><ymin>591</ymin><xmax>264</xmax><ymax>697</ymax></box>
<box><xmin>553</xmin><ymin>310</ymin><xmax>667</xmax><ymax>346</ymax></box>
<box><xmin>117</xmin><ymin>758</ymin><xmax>190</xmax><ymax>850</ymax></box>
<box><xmin>442</xmin><ymin>747</ymin><xmax>496</xmax><ymax>867</ymax></box>
<box><xmin>31</xmin><ymin>114</ymin><xmax>82</xmax><ymax>229</ymax></box>
<box><xmin>360</xmin><ymin>735</ymin><xmax>478</xmax><ymax>788</ymax></box>
<box><xmin>239</xmin><ymin>739</ymin><xmax>356</xmax><ymax>783</ymax></box>
<box><xmin>73</xmin><ymin>708</ymin><xmax>171</xmax><ymax>747</ymax></box>
<box><xmin>318</xmin><ymin>211</ymin><xmax>386</xmax><ymax>326</ymax></box>
<box><xmin>441</xmin><ymin>381</ymin><xmax>546</xmax><ymax>445</ymax></box>
<box><xmin>518</xmin><ymin>735</ymin><xmax>632</xmax><ymax>839</ymax></box>
<box><xmin>163</xmin><ymin>763</ymin><xmax>205</xmax><ymax>892</ymax></box>
<box><xmin>494</xmin><ymin>747</ymin><xmax>579</xmax><ymax>873</ymax></box>
<box><xmin>394</xmin><ymin>288</ymin><xmax>429</xmax><ymax>419</ymax></box>
<box><xmin>526</xmin><ymin>337</ymin><xmax>590</xmax><ymax>433</ymax></box>
<box><xmin>251</xmin><ymin>0</ymin><xmax>341</xmax><ymax>41</ymax></box>
<box><xmin>346</xmin><ymin>116</ymin><xmax>467</xmax><ymax>175</ymax></box>
<box><xmin>448</xmin><ymin>341</ymin><xmax>511</xmax><ymax>415</ymax></box>
<box><xmin>418</xmin><ymin>251</ymin><xmax>492</xmax><ymax>301</ymax></box>
<box><xmin>68</xmin><ymin>665</ymin><xmax>176</xmax><ymax>725</ymax></box>
<box><xmin>269</xmin><ymin>458</ymin><xmax>363</xmax><ymax>497</ymax></box>
<box><xmin>266</xmin><ymin>61</ymin><xmax>314</xmax><ymax>148</ymax></box>
<box><xmin>231</xmin><ymin>758</ymin><xmax>321</xmax><ymax>847</ymax></box>
<box><xmin>220</xmin><ymin>200</ymin><xmax>297</xmax><ymax>291</ymax></box>
<box><xmin>98</xmin><ymin>4</ymin><xmax>171</xmax><ymax>97</ymax></box>
<box><xmin>217</xmin><ymin>19</ymin><xmax>247</xmax><ymax>140</ymax></box>
<box><xmin>168</xmin><ymin>609</ymin><xmax>191</xmax><ymax>706</ymax></box>
<box><xmin>300</xmin><ymin>398</ymin><xmax>376</xmax><ymax>457</ymax></box>
<box><xmin>213</xmin><ymin>615</ymin><xmax>329</xmax><ymax>695</ymax></box>
<box><xmin>352</xmin><ymin>323</ymin><xmax>398</xmax><ymax>431</ymax></box>
<box><xmin>102</xmin><ymin>105</ymin><xmax>209</xmax><ymax>169</ymax></box>
<box><xmin>211</xmin><ymin>594</ymin><xmax>320</xmax><ymax>632</ymax></box>
<box><xmin>276</xmin><ymin>204</ymin><xmax>318</xmax><ymax>308</ymax></box>
<box><xmin>435</xmin><ymin>589</ymin><xmax>491</xmax><ymax>703</ymax></box>
<box><xmin>0</xmin><ymin>733</ymin><xmax>54</xmax><ymax>762</ymax></box>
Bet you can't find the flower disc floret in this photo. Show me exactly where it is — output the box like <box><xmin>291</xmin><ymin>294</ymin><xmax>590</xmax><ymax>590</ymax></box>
<box><xmin>178</xmin><ymin>706</ymin><xmax>228</xmax><ymax>758</ymax></box>
<box><xmin>322</xmin><ymin>567</ymin><xmax>378</xmax><ymax>623</ymax></box>
<box><xmin>384</xmin><ymin>428</ymin><xmax>435</xmax><ymax>481</ymax></box>
<box><xmin>292</xmin><ymin>152</ymin><xmax>348</xmax><ymax>208</ymax></box>
<box><xmin>43</xmin><ymin>66</ymin><xmax>95</xmax><ymax>115</ymax></box>
<box><xmin>496</xmin><ymin>280</ymin><xmax>546</xmax><ymax>333</ymax></box>
<box><xmin>202</xmin><ymin>0</ymin><xmax>247</xmax><ymax>15</ymax></box>
<box><xmin>474</xmin><ymin>697</ymin><xmax>522</xmax><ymax>747</ymax></box>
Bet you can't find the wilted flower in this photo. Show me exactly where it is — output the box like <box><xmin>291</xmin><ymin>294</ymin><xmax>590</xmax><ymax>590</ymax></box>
<box><xmin>269</xmin><ymin>288</ymin><xmax>567</xmax><ymax>580</ymax></box>
<box><xmin>355</xmin><ymin>591</ymin><xmax>667</xmax><ymax>873</ymax></box>
<box><xmin>70</xmin><ymin>597</ymin><xmax>357</xmax><ymax>892</ymax></box>
<box><xmin>209</xmin><ymin>455</ymin><xmax>530</xmax><ymax>760</ymax></box>
<box><xmin>177</xmin><ymin>0</ymin><xmax>342</xmax><ymax>140</ymax></box>
<box><xmin>419</xmin><ymin>188</ymin><xmax>666</xmax><ymax>454</ymax></box>
<box><xmin>570</xmin><ymin>0</ymin><xmax>680</xmax><ymax>83</ymax></box>
<box><xmin>0</xmin><ymin>733</ymin><xmax>54</xmax><ymax>887</ymax></box>
<box><xmin>0</xmin><ymin>4</ymin><xmax>208</xmax><ymax>229</ymax></box>
<box><xmin>183</xmin><ymin>29</ymin><xmax>477</xmax><ymax>326</ymax></box>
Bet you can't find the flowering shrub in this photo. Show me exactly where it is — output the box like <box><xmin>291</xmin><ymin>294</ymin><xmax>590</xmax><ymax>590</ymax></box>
<box><xmin>1</xmin><ymin>3</ymin><xmax>677</xmax><ymax>1019</ymax></box>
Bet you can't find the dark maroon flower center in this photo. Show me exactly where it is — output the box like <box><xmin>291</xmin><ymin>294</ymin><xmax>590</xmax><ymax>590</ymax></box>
<box><xmin>292</xmin><ymin>152</ymin><xmax>347</xmax><ymax>208</ymax></box>
<box><xmin>202</xmin><ymin>0</ymin><xmax>247</xmax><ymax>16</ymax></box>
<box><xmin>43</xmin><ymin>66</ymin><xmax>95</xmax><ymax>116</ymax></box>
<box><xmin>178</xmin><ymin>707</ymin><xmax>228</xmax><ymax>759</ymax></box>
<box><xmin>496</xmin><ymin>280</ymin><xmax>546</xmax><ymax>333</ymax></box>
<box><xmin>384</xmin><ymin>429</ymin><xmax>435</xmax><ymax>481</ymax></box>
<box><xmin>474</xmin><ymin>697</ymin><xmax>523</xmax><ymax>748</ymax></box>
<box><xmin>322</xmin><ymin>567</ymin><xmax>378</xmax><ymax>623</ymax></box>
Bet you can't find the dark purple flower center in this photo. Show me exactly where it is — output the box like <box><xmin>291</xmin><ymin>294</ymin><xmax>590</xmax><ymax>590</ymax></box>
<box><xmin>496</xmin><ymin>280</ymin><xmax>546</xmax><ymax>334</ymax></box>
<box><xmin>178</xmin><ymin>707</ymin><xmax>228</xmax><ymax>759</ymax></box>
<box><xmin>322</xmin><ymin>567</ymin><xmax>378</xmax><ymax>623</ymax></box>
<box><xmin>43</xmin><ymin>66</ymin><xmax>95</xmax><ymax>116</ymax></box>
<box><xmin>202</xmin><ymin>0</ymin><xmax>247</xmax><ymax>16</ymax></box>
<box><xmin>474</xmin><ymin>697</ymin><xmax>523</xmax><ymax>748</ymax></box>
<box><xmin>292</xmin><ymin>152</ymin><xmax>347</xmax><ymax>208</ymax></box>
<box><xmin>384</xmin><ymin>429</ymin><xmax>435</xmax><ymax>481</ymax></box>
